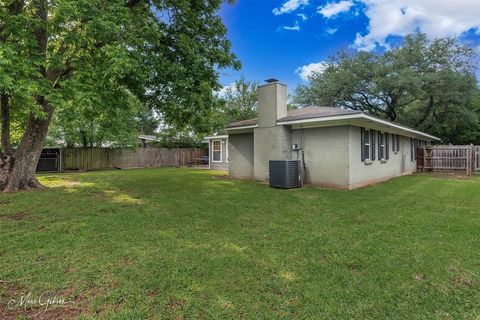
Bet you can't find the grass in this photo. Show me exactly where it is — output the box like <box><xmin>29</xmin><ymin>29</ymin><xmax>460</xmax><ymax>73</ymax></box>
<box><xmin>0</xmin><ymin>168</ymin><xmax>479</xmax><ymax>319</ymax></box>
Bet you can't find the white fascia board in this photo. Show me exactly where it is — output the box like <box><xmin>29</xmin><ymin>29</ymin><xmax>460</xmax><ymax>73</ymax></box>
<box><xmin>278</xmin><ymin>113</ymin><xmax>440</xmax><ymax>141</ymax></box>
<box><xmin>226</xmin><ymin>125</ymin><xmax>258</xmax><ymax>131</ymax></box>
<box><xmin>277</xmin><ymin>113</ymin><xmax>361</xmax><ymax>126</ymax></box>
<box><xmin>204</xmin><ymin>135</ymin><xmax>228</xmax><ymax>140</ymax></box>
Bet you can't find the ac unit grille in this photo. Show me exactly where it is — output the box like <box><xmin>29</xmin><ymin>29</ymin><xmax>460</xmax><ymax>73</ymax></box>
<box><xmin>269</xmin><ymin>160</ymin><xmax>301</xmax><ymax>189</ymax></box>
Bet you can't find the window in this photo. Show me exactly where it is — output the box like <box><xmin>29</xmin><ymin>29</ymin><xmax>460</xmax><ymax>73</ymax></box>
<box><xmin>378</xmin><ymin>132</ymin><xmax>389</xmax><ymax>161</ymax></box>
<box><xmin>361</xmin><ymin>128</ymin><xmax>371</xmax><ymax>161</ymax></box>
<box><xmin>392</xmin><ymin>134</ymin><xmax>400</xmax><ymax>153</ymax></box>
<box><xmin>379</xmin><ymin>132</ymin><xmax>385</xmax><ymax>159</ymax></box>
<box><xmin>212</xmin><ymin>140</ymin><xmax>222</xmax><ymax>162</ymax></box>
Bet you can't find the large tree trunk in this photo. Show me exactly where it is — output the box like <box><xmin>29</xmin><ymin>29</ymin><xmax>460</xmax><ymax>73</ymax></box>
<box><xmin>0</xmin><ymin>97</ymin><xmax>52</xmax><ymax>192</ymax></box>
<box><xmin>1</xmin><ymin>93</ymin><xmax>14</xmax><ymax>155</ymax></box>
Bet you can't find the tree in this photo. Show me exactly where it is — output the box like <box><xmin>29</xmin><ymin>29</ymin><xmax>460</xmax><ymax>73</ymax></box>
<box><xmin>0</xmin><ymin>0</ymin><xmax>238</xmax><ymax>192</ymax></box>
<box><xmin>221</xmin><ymin>76</ymin><xmax>258</xmax><ymax>123</ymax></box>
<box><xmin>294</xmin><ymin>33</ymin><xmax>479</xmax><ymax>143</ymax></box>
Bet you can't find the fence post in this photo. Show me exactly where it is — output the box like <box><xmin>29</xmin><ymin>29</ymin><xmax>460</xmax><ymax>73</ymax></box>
<box><xmin>422</xmin><ymin>146</ymin><xmax>426</xmax><ymax>172</ymax></box>
<box><xmin>466</xmin><ymin>145</ymin><xmax>472</xmax><ymax>176</ymax></box>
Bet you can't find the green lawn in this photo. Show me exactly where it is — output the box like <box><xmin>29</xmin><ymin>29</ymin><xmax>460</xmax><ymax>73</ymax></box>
<box><xmin>1</xmin><ymin>168</ymin><xmax>479</xmax><ymax>319</ymax></box>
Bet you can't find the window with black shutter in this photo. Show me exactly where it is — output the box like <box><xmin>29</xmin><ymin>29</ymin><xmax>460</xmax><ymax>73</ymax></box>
<box><xmin>392</xmin><ymin>134</ymin><xmax>400</xmax><ymax>153</ymax></box>
<box><xmin>378</xmin><ymin>131</ymin><xmax>388</xmax><ymax>161</ymax></box>
<box><xmin>361</xmin><ymin>128</ymin><xmax>371</xmax><ymax>162</ymax></box>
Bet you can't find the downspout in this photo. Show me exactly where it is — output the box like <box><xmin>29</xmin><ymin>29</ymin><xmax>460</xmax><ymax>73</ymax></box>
<box><xmin>301</xmin><ymin>128</ymin><xmax>308</xmax><ymax>185</ymax></box>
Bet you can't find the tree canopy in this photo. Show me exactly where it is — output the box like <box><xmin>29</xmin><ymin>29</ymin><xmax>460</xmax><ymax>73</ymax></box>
<box><xmin>0</xmin><ymin>0</ymin><xmax>239</xmax><ymax>191</ymax></box>
<box><xmin>293</xmin><ymin>34</ymin><xmax>480</xmax><ymax>144</ymax></box>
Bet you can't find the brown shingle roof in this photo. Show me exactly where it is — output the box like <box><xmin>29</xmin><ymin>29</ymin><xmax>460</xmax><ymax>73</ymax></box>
<box><xmin>278</xmin><ymin>106</ymin><xmax>361</xmax><ymax>122</ymax></box>
<box><xmin>226</xmin><ymin>117</ymin><xmax>258</xmax><ymax>128</ymax></box>
<box><xmin>226</xmin><ymin>106</ymin><xmax>361</xmax><ymax>128</ymax></box>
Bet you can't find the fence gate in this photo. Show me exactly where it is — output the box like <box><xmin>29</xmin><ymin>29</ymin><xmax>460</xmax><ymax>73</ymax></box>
<box><xmin>36</xmin><ymin>148</ymin><xmax>61</xmax><ymax>173</ymax></box>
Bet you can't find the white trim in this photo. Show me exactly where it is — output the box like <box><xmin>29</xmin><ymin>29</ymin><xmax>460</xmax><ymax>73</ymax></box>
<box><xmin>277</xmin><ymin>113</ymin><xmax>440</xmax><ymax>141</ymax></box>
<box><xmin>226</xmin><ymin>124</ymin><xmax>258</xmax><ymax>131</ymax></box>
<box><xmin>225</xmin><ymin>138</ymin><xmax>229</xmax><ymax>163</ymax></box>
<box><xmin>212</xmin><ymin>139</ymin><xmax>222</xmax><ymax>163</ymax></box>
<box><xmin>278</xmin><ymin>113</ymin><xmax>360</xmax><ymax>125</ymax></box>
<box><xmin>204</xmin><ymin>135</ymin><xmax>228</xmax><ymax>140</ymax></box>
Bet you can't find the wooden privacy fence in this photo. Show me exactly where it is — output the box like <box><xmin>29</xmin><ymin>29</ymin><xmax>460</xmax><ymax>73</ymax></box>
<box><xmin>476</xmin><ymin>146</ymin><xmax>480</xmax><ymax>172</ymax></box>
<box><xmin>416</xmin><ymin>145</ymin><xmax>478</xmax><ymax>175</ymax></box>
<box><xmin>62</xmin><ymin>147</ymin><xmax>206</xmax><ymax>172</ymax></box>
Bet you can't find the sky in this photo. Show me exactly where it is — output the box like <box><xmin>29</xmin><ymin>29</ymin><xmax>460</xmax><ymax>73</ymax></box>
<box><xmin>218</xmin><ymin>0</ymin><xmax>480</xmax><ymax>92</ymax></box>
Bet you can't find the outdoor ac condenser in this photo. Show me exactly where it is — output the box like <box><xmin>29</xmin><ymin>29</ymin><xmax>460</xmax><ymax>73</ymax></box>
<box><xmin>269</xmin><ymin>160</ymin><xmax>301</xmax><ymax>189</ymax></box>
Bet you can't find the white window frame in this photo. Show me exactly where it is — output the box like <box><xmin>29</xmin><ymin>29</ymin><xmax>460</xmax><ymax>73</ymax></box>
<box><xmin>212</xmin><ymin>139</ymin><xmax>222</xmax><ymax>163</ymax></box>
<box><xmin>363</xmin><ymin>129</ymin><xmax>371</xmax><ymax>161</ymax></box>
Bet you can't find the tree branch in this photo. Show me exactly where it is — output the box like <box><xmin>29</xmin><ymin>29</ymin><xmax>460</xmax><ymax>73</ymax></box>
<box><xmin>125</xmin><ymin>0</ymin><xmax>143</xmax><ymax>8</ymax></box>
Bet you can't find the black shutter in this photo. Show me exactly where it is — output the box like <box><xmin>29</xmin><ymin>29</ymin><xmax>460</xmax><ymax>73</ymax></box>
<box><xmin>371</xmin><ymin>130</ymin><xmax>376</xmax><ymax>161</ymax></box>
<box><xmin>361</xmin><ymin>128</ymin><xmax>365</xmax><ymax>161</ymax></box>
<box><xmin>392</xmin><ymin>134</ymin><xmax>395</xmax><ymax>152</ymax></box>
<box><xmin>386</xmin><ymin>133</ymin><xmax>389</xmax><ymax>159</ymax></box>
<box><xmin>396</xmin><ymin>135</ymin><xmax>400</xmax><ymax>152</ymax></box>
<box><xmin>410</xmin><ymin>138</ymin><xmax>413</xmax><ymax>161</ymax></box>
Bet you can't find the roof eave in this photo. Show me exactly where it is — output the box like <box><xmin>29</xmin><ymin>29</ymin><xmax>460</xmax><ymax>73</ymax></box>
<box><xmin>277</xmin><ymin>113</ymin><xmax>440</xmax><ymax>141</ymax></box>
<box><xmin>226</xmin><ymin>124</ymin><xmax>258</xmax><ymax>130</ymax></box>
<box><xmin>204</xmin><ymin>135</ymin><xmax>228</xmax><ymax>140</ymax></box>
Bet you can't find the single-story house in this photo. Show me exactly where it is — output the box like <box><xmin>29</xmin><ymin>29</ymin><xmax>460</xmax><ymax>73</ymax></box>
<box><xmin>138</xmin><ymin>134</ymin><xmax>159</xmax><ymax>147</ymax></box>
<box><xmin>204</xmin><ymin>135</ymin><xmax>229</xmax><ymax>171</ymax></box>
<box><xmin>226</xmin><ymin>79</ymin><xmax>440</xmax><ymax>189</ymax></box>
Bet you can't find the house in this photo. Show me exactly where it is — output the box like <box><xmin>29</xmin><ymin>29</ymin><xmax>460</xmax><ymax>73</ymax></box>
<box><xmin>226</xmin><ymin>79</ymin><xmax>440</xmax><ymax>189</ymax></box>
<box><xmin>138</xmin><ymin>134</ymin><xmax>159</xmax><ymax>147</ymax></box>
<box><xmin>204</xmin><ymin>135</ymin><xmax>229</xmax><ymax>171</ymax></box>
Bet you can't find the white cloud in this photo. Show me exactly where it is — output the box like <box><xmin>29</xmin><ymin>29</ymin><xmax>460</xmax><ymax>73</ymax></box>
<box><xmin>283</xmin><ymin>21</ymin><xmax>301</xmax><ymax>31</ymax></box>
<box><xmin>326</xmin><ymin>27</ymin><xmax>338</xmax><ymax>34</ymax></box>
<box><xmin>354</xmin><ymin>0</ymin><xmax>480</xmax><ymax>51</ymax></box>
<box><xmin>297</xmin><ymin>13</ymin><xmax>308</xmax><ymax>21</ymax></box>
<box><xmin>217</xmin><ymin>83</ymin><xmax>236</xmax><ymax>97</ymax></box>
<box><xmin>295</xmin><ymin>61</ymin><xmax>329</xmax><ymax>81</ymax></box>
<box><xmin>318</xmin><ymin>1</ymin><xmax>354</xmax><ymax>18</ymax></box>
<box><xmin>273</xmin><ymin>0</ymin><xmax>309</xmax><ymax>15</ymax></box>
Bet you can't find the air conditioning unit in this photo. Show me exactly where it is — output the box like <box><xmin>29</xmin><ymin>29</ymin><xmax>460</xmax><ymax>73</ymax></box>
<box><xmin>269</xmin><ymin>160</ymin><xmax>301</xmax><ymax>189</ymax></box>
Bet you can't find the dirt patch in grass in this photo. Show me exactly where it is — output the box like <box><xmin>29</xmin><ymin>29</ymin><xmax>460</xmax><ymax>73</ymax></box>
<box><xmin>453</xmin><ymin>275</ymin><xmax>475</xmax><ymax>288</ymax></box>
<box><xmin>0</xmin><ymin>211</ymin><xmax>34</xmax><ymax>221</ymax></box>
<box><xmin>165</xmin><ymin>297</ymin><xmax>187</xmax><ymax>312</ymax></box>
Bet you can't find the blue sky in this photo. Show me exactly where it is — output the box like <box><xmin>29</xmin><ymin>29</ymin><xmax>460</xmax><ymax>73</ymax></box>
<box><xmin>218</xmin><ymin>0</ymin><xmax>480</xmax><ymax>91</ymax></box>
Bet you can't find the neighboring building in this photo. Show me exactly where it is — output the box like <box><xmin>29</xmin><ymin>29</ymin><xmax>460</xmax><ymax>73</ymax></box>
<box><xmin>138</xmin><ymin>135</ymin><xmax>159</xmax><ymax>147</ymax></box>
<box><xmin>204</xmin><ymin>135</ymin><xmax>229</xmax><ymax>171</ymax></box>
<box><xmin>226</xmin><ymin>79</ymin><xmax>440</xmax><ymax>189</ymax></box>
